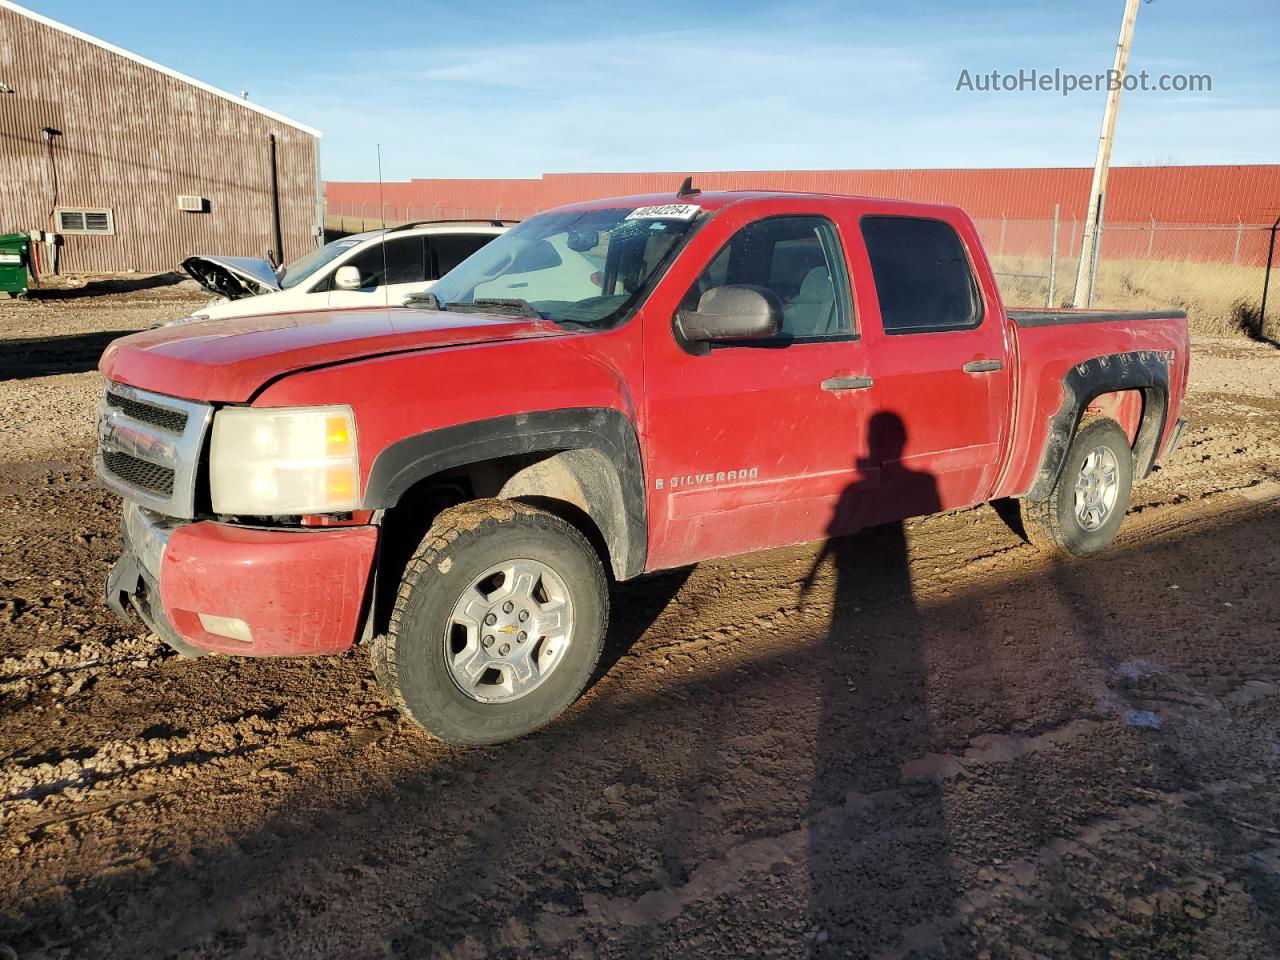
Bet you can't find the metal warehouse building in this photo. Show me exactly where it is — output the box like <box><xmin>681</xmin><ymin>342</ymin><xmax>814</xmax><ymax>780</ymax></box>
<box><xmin>0</xmin><ymin>0</ymin><xmax>320</xmax><ymax>275</ymax></box>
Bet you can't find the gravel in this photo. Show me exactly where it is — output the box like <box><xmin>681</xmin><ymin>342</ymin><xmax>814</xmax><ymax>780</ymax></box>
<box><xmin>2</xmin><ymin>280</ymin><xmax>1279</xmax><ymax>959</ymax></box>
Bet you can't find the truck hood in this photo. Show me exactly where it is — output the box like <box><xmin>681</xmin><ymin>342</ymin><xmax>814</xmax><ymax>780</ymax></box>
<box><xmin>100</xmin><ymin>307</ymin><xmax>570</xmax><ymax>403</ymax></box>
<box><xmin>181</xmin><ymin>255</ymin><xmax>282</xmax><ymax>299</ymax></box>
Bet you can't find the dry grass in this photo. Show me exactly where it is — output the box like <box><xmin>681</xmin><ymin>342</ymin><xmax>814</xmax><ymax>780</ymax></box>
<box><xmin>991</xmin><ymin>255</ymin><xmax>1278</xmax><ymax>341</ymax></box>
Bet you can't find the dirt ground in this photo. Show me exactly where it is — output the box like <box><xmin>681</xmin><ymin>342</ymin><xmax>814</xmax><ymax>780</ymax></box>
<box><xmin>1</xmin><ymin>278</ymin><xmax>1279</xmax><ymax>960</ymax></box>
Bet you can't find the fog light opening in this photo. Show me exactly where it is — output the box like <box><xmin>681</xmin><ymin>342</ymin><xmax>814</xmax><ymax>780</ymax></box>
<box><xmin>197</xmin><ymin>613</ymin><xmax>253</xmax><ymax>645</ymax></box>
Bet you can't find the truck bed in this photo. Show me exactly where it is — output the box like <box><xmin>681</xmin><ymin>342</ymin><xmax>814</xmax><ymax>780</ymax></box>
<box><xmin>995</xmin><ymin>306</ymin><xmax>1191</xmax><ymax>501</ymax></box>
<box><xmin>1009</xmin><ymin>308</ymin><xmax>1188</xmax><ymax>328</ymax></box>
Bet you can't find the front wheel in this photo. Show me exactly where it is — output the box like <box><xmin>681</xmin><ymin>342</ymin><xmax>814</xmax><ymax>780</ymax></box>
<box><xmin>371</xmin><ymin>499</ymin><xmax>609</xmax><ymax>745</ymax></box>
<box><xmin>1023</xmin><ymin>417</ymin><xmax>1134</xmax><ymax>558</ymax></box>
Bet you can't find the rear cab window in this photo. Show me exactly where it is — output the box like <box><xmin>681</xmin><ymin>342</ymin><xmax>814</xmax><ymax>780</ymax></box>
<box><xmin>859</xmin><ymin>215</ymin><xmax>982</xmax><ymax>334</ymax></box>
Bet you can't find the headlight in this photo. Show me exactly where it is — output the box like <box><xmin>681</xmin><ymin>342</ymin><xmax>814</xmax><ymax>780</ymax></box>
<box><xmin>210</xmin><ymin>405</ymin><xmax>359</xmax><ymax>515</ymax></box>
<box><xmin>162</xmin><ymin>313</ymin><xmax>209</xmax><ymax>327</ymax></box>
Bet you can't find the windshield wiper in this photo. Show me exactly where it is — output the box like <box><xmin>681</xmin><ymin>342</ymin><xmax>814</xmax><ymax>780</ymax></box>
<box><xmin>445</xmin><ymin>297</ymin><xmax>543</xmax><ymax>320</ymax></box>
<box><xmin>404</xmin><ymin>291</ymin><xmax>444</xmax><ymax>311</ymax></box>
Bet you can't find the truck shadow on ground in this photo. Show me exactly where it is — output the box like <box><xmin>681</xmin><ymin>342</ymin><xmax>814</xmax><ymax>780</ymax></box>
<box><xmin>7</xmin><ymin>505</ymin><xmax>1280</xmax><ymax>958</ymax></box>
<box><xmin>0</xmin><ymin>329</ymin><xmax>135</xmax><ymax>380</ymax></box>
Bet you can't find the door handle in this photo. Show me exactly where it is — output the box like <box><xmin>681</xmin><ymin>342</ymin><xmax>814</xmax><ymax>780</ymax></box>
<box><xmin>962</xmin><ymin>359</ymin><xmax>1004</xmax><ymax>373</ymax></box>
<box><xmin>821</xmin><ymin>375</ymin><xmax>874</xmax><ymax>392</ymax></box>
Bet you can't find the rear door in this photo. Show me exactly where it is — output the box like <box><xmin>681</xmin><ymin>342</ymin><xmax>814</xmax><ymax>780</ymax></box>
<box><xmin>641</xmin><ymin>201</ymin><xmax>877</xmax><ymax>570</ymax></box>
<box><xmin>429</xmin><ymin>232</ymin><xmax>498</xmax><ymax>283</ymax></box>
<box><xmin>851</xmin><ymin>213</ymin><xmax>1013</xmax><ymax>520</ymax></box>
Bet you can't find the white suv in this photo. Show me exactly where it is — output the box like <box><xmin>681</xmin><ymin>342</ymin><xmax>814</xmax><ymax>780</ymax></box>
<box><xmin>177</xmin><ymin>221</ymin><xmax>511</xmax><ymax>322</ymax></box>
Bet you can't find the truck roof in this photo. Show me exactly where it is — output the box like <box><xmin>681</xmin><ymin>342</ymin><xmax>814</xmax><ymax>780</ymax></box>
<box><xmin>553</xmin><ymin>189</ymin><xmax>967</xmax><ymax>219</ymax></box>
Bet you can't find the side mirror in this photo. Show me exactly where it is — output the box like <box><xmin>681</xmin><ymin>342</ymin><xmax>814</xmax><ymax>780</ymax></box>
<box><xmin>334</xmin><ymin>265</ymin><xmax>366</xmax><ymax>290</ymax></box>
<box><xmin>676</xmin><ymin>284</ymin><xmax>782</xmax><ymax>344</ymax></box>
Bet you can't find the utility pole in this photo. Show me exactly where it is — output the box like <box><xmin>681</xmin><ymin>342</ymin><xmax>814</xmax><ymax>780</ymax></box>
<box><xmin>1072</xmin><ymin>0</ymin><xmax>1141</xmax><ymax>306</ymax></box>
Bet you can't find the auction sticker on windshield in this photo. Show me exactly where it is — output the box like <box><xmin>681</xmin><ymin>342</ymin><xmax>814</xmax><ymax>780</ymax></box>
<box><xmin>625</xmin><ymin>204</ymin><xmax>701</xmax><ymax>221</ymax></box>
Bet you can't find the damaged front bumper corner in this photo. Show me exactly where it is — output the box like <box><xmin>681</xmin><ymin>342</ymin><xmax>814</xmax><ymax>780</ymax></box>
<box><xmin>106</xmin><ymin>502</ymin><xmax>208</xmax><ymax>658</ymax></box>
<box><xmin>106</xmin><ymin>500</ymin><xmax>378</xmax><ymax>658</ymax></box>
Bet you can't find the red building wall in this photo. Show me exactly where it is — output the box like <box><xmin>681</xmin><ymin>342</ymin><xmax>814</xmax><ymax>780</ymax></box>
<box><xmin>327</xmin><ymin>164</ymin><xmax>1280</xmax><ymax>224</ymax></box>
<box><xmin>326</xmin><ymin>165</ymin><xmax>1280</xmax><ymax>264</ymax></box>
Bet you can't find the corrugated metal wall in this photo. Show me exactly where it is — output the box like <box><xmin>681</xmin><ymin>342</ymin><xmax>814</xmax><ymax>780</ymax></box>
<box><xmin>327</xmin><ymin>163</ymin><xmax>1280</xmax><ymax>233</ymax></box>
<box><xmin>0</xmin><ymin>4</ymin><xmax>319</xmax><ymax>273</ymax></box>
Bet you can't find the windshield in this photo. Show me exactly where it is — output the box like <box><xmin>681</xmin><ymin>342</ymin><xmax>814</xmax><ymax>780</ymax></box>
<box><xmin>428</xmin><ymin>206</ymin><xmax>700</xmax><ymax>326</ymax></box>
<box><xmin>278</xmin><ymin>235</ymin><xmax>368</xmax><ymax>289</ymax></box>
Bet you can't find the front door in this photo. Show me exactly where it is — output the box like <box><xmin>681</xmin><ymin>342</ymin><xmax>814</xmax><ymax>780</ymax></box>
<box><xmin>641</xmin><ymin>203</ymin><xmax>877</xmax><ymax>570</ymax></box>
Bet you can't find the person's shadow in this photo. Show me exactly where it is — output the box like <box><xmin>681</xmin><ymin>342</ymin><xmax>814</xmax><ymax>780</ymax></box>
<box><xmin>800</xmin><ymin>411</ymin><xmax>957</xmax><ymax>953</ymax></box>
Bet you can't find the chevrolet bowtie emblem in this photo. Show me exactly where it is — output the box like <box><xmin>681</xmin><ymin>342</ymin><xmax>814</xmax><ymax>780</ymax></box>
<box><xmin>498</xmin><ymin>625</ymin><xmax>517</xmax><ymax>634</ymax></box>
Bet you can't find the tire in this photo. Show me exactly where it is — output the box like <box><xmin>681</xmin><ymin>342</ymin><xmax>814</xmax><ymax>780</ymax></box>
<box><xmin>371</xmin><ymin>499</ymin><xmax>608</xmax><ymax>745</ymax></box>
<box><xmin>1022</xmin><ymin>417</ymin><xmax>1134</xmax><ymax>558</ymax></box>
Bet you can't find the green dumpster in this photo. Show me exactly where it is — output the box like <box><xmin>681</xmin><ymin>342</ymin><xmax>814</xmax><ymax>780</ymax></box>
<box><xmin>0</xmin><ymin>232</ymin><xmax>30</xmax><ymax>298</ymax></box>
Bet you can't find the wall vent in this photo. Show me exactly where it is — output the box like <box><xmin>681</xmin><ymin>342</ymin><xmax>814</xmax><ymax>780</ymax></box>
<box><xmin>56</xmin><ymin>208</ymin><xmax>114</xmax><ymax>234</ymax></box>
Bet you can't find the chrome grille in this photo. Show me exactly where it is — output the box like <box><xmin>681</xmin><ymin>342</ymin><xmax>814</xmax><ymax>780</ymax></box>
<box><xmin>105</xmin><ymin>392</ymin><xmax>188</xmax><ymax>433</ymax></box>
<box><xmin>95</xmin><ymin>384</ymin><xmax>213</xmax><ymax>519</ymax></box>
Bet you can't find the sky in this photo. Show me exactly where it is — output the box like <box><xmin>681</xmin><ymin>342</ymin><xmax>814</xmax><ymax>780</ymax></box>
<box><xmin>20</xmin><ymin>0</ymin><xmax>1280</xmax><ymax>182</ymax></box>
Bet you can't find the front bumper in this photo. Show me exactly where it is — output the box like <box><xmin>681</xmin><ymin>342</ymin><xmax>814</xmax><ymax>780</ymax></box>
<box><xmin>108</xmin><ymin>501</ymin><xmax>378</xmax><ymax>657</ymax></box>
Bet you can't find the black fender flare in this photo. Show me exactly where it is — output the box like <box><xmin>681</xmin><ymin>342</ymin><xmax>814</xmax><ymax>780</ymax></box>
<box><xmin>363</xmin><ymin>407</ymin><xmax>646</xmax><ymax>579</ymax></box>
<box><xmin>1027</xmin><ymin>350</ymin><xmax>1172</xmax><ymax>502</ymax></box>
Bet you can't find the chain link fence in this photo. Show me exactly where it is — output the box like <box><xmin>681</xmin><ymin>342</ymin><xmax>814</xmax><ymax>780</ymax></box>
<box><xmin>325</xmin><ymin>202</ymin><xmax>539</xmax><ymax>235</ymax></box>
<box><xmin>975</xmin><ymin>212</ymin><xmax>1279</xmax><ymax>340</ymax></box>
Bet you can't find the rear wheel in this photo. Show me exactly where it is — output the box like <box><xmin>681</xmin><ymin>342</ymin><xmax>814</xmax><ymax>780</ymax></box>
<box><xmin>1023</xmin><ymin>417</ymin><xmax>1133</xmax><ymax>557</ymax></box>
<box><xmin>371</xmin><ymin>499</ymin><xmax>608</xmax><ymax>745</ymax></box>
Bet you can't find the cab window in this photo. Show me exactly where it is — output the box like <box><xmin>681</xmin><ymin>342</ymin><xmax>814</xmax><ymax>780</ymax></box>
<box><xmin>860</xmin><ymin>216</ymin><xmax>982</xmax><ymax>334</ymax></box>
<box><xmin>431</xmin><ymin>234</ymin><xmax>494</xmax><ymax>277</ymax></box>
<box><xmin>681</xmin><ymin>216</ymin><xmax>853</xmax><ymax>341</ymax></box>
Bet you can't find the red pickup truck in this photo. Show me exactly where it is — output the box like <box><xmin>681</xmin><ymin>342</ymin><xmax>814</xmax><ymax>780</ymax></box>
<box><xmin>97</xmin><ymin>188</ymin><xmax>1189</xmax><ymax>744</ymax></box>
